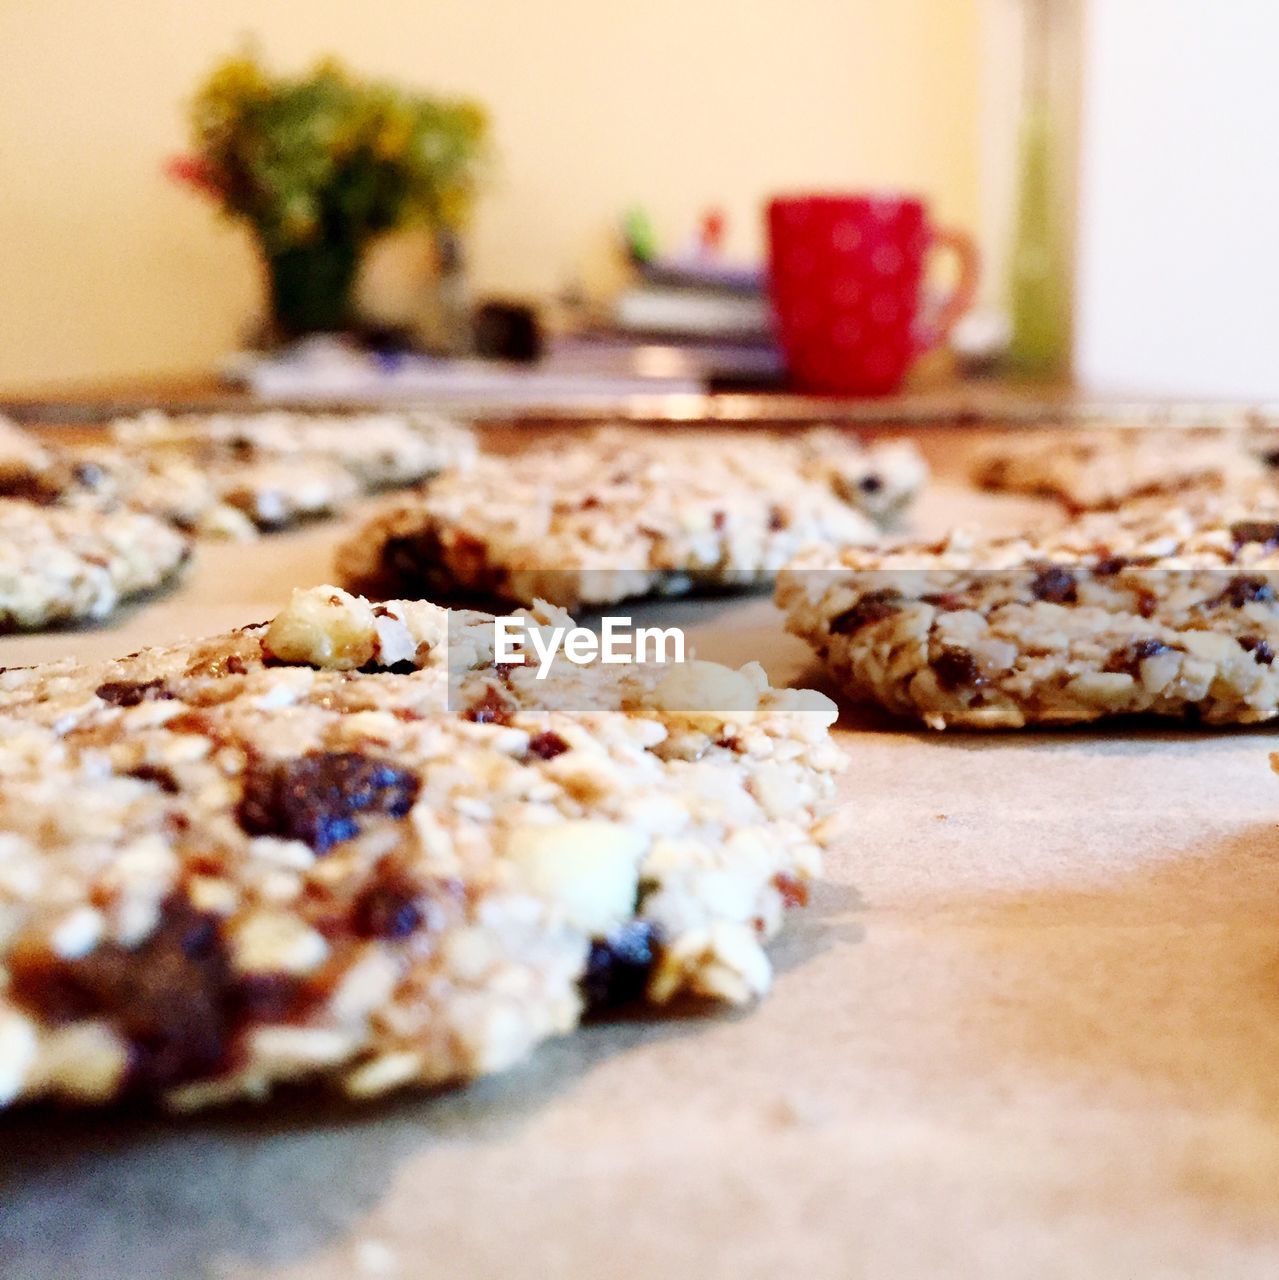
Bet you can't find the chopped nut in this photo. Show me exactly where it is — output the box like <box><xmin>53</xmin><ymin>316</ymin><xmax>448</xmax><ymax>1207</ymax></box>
<box><xmin>0</xmin><ymin>1010</ymin><xmax>38</xmax><ymax>1105</ymax></box>
<box><xmin>49</xmin><ymin>906</ymin><xmax>105</xmax><ymax>960</ymax></box>
<box><xmin>231</xmin><ymin>910</ymin><xmax>329</xmax><ymax>975</ymax></box>
<box><xmin>262</xmin><ymin>587</ymin><xmax>377</xmax><ymax>669</ymax></box>
<box><xmin>30</xmin><ymin>1021</ymin><xmax>129</xmax><ymax>1102</ymax></box>
<box><xmin>343</xmin><ymin>1050</ymin><xmax>424</xmax><ymax>1098</ymax></box>
<box><xmin>505</xmin><ymin>820</ymin><xmax>647</xmax><ymax>935</ymax></box>
<box><xmin>652</xmin><ymin>660</ymin><xmax>760</xmax><ymax>729</ymax></box>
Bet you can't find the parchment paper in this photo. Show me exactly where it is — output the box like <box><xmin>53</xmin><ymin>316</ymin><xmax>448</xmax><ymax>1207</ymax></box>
<box><xmin>3</xmin><ymin>472</ymin><xmax>1278</xmax><ymax>1280</ymax></box>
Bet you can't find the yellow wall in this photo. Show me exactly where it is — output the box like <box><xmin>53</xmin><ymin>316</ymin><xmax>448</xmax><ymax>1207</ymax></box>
<box><xmin>0</xmin><ymin>0</ymin><xmax>980</xmax><ymax>391</ymax></box>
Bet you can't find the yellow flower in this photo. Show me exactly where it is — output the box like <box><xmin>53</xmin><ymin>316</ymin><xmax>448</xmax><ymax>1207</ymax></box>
<box><xmin>312</xmin><ymin>56</ymin><xmax>348</xmax><ymax>83</ymax></box>
<box><xmin>205</xmin><ymin>52</ymin><xmax>269</xmax><ymax>104</ymax></box>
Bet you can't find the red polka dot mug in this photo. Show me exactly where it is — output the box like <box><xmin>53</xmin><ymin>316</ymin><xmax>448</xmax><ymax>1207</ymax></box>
<box><xmin>766</xmin><ymin>194</ymin><xmax>980</xmax><ymax>395</ymax></box>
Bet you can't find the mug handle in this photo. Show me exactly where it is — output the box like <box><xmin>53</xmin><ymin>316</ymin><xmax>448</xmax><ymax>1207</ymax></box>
<box><xmin>916</xmin><ymin>225</ymin><xmax>981</xmax><ymax>354</ymax></box>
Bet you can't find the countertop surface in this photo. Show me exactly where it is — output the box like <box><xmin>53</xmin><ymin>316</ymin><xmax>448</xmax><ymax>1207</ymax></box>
<box><xmin>2</xmin><ymin>436</ymin><xmax>1278</xmax><ymax>1280</ymax></box>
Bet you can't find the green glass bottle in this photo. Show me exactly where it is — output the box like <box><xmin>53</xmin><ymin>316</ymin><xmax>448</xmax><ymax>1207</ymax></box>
<box><xmin>1008</xmin><ymin>0</ymin><xmax>1072</xmax><ymax>378</ymax></box>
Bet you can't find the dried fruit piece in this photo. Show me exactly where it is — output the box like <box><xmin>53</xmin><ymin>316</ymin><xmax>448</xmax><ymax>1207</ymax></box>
<box><xmin>464</xmin><ymin>685</ymin><xmax>514</xmax><ymax>726</ymax></box>
<box><xmin>828</xmin><ymin>589</ymin><xmax>903</xmax><ymax>636</ymax></box>
<box><xmin>580</xmin><ymin>921</ymin><xmax>660</xmax><ymax>1014</ymax></box>
<box><xmin>1240</xmin><ymin>635</ymin><xmax>1276</xmax><ymax>665</ymax></box>
<box><xmin>1104</xmin><ymin>638</ymin><xmax>1173</xmax><ymax>675</ymax></box>
<box><xmin>237</xmin><ymin>751</ymin><xmax>420</xmax><ymax>854</ymax></box>
<box><xmin>1213</xmin><ymin>575</ymin><xmax>1276</xmax><ymax>608</ymax></box>
<box><xmin>125</xmin><ymin>763</ymin><xmax>180</xmax><ymax>793</ymax></box>
<box><xmin>526</xmin><ymin>730</ymin><xmax>570</xmax><ymax>760</ymax></box>
<box><xmin>1029</xmin><ymin>564</ymin><xmax>1078</xmax><ymax>604</ymax></box>
<box><xmin>932</xmin><ymin>649</ymin><xmax>984</xmax><ymax>691</ymax></box>
<box><xmin>1231</xmin><ymin>521</ymin><xmax>1279</xmax><ymax>549</ymax></box>
<box><xmin>95</xmin><ymin>678</ymin><xmax>173</xmax><ymax>707</ymax></box>
<box><xmin>8</xmin><ymin>896</ymin><xmax>284</xmax><ymax>1094</ymax></box>
<box><xmin>350</xmin><ymin>877</ymin><xmax>424</xmax><ymax>940</ymax></box>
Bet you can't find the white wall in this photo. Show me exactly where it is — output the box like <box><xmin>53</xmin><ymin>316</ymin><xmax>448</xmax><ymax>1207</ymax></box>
<box><xmin>1075</xmin><ymin>0</ymin><xmax>1279</xmax><ymax>399</ymax></box>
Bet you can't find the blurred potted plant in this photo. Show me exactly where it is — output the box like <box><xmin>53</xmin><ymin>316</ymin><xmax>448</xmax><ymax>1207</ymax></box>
<box><xmin>169</xmin><ymin>51</ymin><xmax>488</xmax><ymax>341</ymax></box>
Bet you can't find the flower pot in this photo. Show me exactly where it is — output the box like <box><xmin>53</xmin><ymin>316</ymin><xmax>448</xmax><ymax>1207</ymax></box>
<box><xmin>265</xmin><ymin>241</ymin><xmax>361</xmax><ymax>338</ymax></box>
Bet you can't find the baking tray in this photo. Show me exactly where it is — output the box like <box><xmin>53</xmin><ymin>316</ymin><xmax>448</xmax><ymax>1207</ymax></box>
<box><xmin>4</xmin><ymin>387</ymin><xmax>1277</xmax><ymax>431</ymax></box>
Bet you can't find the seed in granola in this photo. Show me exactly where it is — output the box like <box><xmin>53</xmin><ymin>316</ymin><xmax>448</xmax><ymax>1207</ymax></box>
<box><xmin>526</xmin><ymin>730</ymin><xmax>570</xmax><ymax>760</ymax></box>
<box><xmin>237</xmin><ymin>751</ymin><xmax>421</xmax><ymax>854</ymax></box>
<box><xmin>1213</xmin><ymin>575</ymin><xmax>1276</xmax><ymax>608</ymax></box>
<box><xmin>1029</xmin><ymin>564</ymin><xmax>1078</xmax><ymax>604</ymax></box>
<box><xmin>932</xmin><ymin>648</ymin><xmax>985</xmax><ymax>691</ymax></box>
<box><xmin>767</xmin><ymin>505</ymin><xmax>787</xmax><ymax>532</ymax></box>
<box><xmin>828</xmin><ymin>589</ymin><xmax>904</xmax><ymax>636</ymax></box>
<box><xmin>1104</xmin><ymin>638</ymin><xmax>1172</xmax><ymax>675</ymax></box>
<box><xmin>579</xmin><ymin>921</ymin><xmax>660</xmax><ymax>1014</ymax></box>
<box><xmin>95</xmin><ymin>678</ymin><xmax>174</xmax><ymax>707</ymax></box>
<box><xmin>1240</xmin><ymin>635</ymin><xmax>1276</xmax><ymax>665</ymax></box>
<box><xmin>858</xmin><ymin>474</ymin><xmax>884</xmax><ymax>494</ymax></box>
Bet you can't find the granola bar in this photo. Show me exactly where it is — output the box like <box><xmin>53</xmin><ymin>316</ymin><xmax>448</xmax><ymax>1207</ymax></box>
<box><xmin>972</xmin><ymin>426</ymin><xmax>1270</xmax><ymax>512</ymax></box>
<box><xmin>0</xmin><ymin>585</ymin><xmax>842</xmax><ymax>1109</ymax></box>
<box><xmin>63</xmin><ymin>445</ymin><xmax>356</xmax><ymax>535</ymax></box>
<box><xmin>113</xmin><ymin>409</ymin><xmax>476</xmax><ymax>491</ymax></box>
<box><xmin>0</xmin><ymin>498</ymin><xmax>190</xmax><ymax>631</ymax></box>
<box><xmin>0</xmin><ymin>418</ymin><xmax>359</xmax><ymax>536</ymax></box>
<box><xmin>340</xmin><ymin>427</ymin><xmax>923</xmax><ymax>608</ymax></box>
<box><xmin>778</xmin><ymin>498</ymin><xmax>1279</xmax><ymax>728</ymax></box>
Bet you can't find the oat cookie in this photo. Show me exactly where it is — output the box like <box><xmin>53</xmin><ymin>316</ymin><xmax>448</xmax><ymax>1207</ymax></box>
<box><xmin>0</xmin><ymin>418</ymin><xmax>61</xmax><ymax>502</ymax></box>
<box><xmin>208</xmin><ymin>454</ymin><xmax>360</xmax><ymax>529</ymax></box>
<box><xmin>339</xmin><ymin>428</ymin><xmax>922</xmax><ymax>608</ymax></box>
<box><xmin>0</xmin><ymin>498</ymin><xmax>190</xmax><ymax>631</ymax></box>
<box><xmin>0</xmin><ymin>423</ymin><xmax>219</xmax><ymax>529</ymax></box>
<box><xmin>67</xmin><ymin>442</ymin><xmax>358</xmax><ymax>533</ymax></box>
<box><xmin>792</xmin><ymin>427</ymin><xmax>927</xmax><ymax>527</ymax></box>
<box><xmin>0</xmin><ymin>422</ymin><xmax>314</xmax><ymax>538</ymax></box>
<box><xmin>50</xmin><ymin>446</ymin><xmax>255</xmax><ymax>539</ymax></box>
<box><xmin>972</xmin><ymin>426</ymin><xmax>1268</xmax><ymax>512</ymax></box>
<box><xmin>0</xmin><ymin>585</ymin><xmax>842</xmax><ymax>1109</ymax></box>
<box><xmin>114</xmin><ymin>409</ymin><xmax>476</xmax><ymax>491</ymax></box>
<box><xmin>778</xmin><ymin>498</ymin><xmax>1279</xmax><ymax>728</ymax></box>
